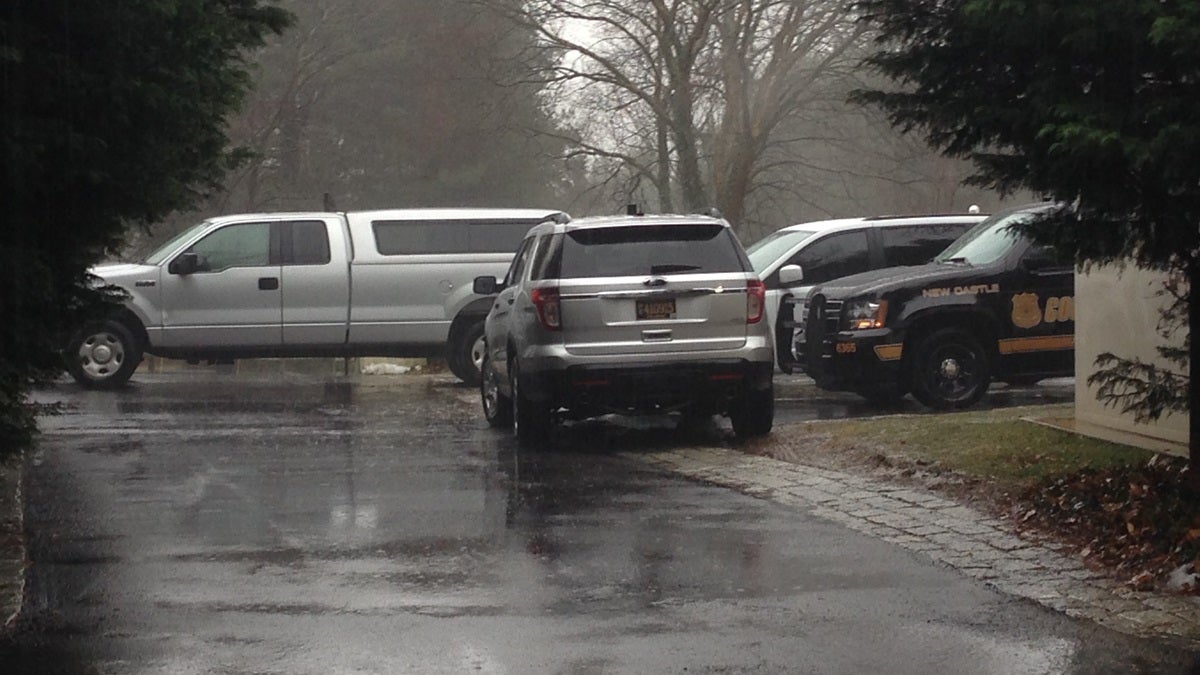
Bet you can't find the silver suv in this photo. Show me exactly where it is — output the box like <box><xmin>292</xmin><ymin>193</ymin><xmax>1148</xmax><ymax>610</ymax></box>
<box><xmin>472</xmin><ymin>213</ymin><xmax>774</xmax><ymax>445</ymax></box>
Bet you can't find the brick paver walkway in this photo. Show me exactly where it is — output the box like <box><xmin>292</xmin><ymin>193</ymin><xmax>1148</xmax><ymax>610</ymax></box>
<box><xmin>629</xmin><ymin>446</ymin><xmax>1200</xmax><ymax>648</ymax></box>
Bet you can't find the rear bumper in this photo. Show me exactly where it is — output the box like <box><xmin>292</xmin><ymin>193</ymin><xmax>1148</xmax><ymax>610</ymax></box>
<box><xmin>524</xmin><ymin>360</ymin><xmax>773</xmax><ymax>416</ymax></box>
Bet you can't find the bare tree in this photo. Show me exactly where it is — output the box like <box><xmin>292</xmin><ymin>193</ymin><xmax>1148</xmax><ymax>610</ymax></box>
<box><xmin>488</xmin><ymin>1</ymin><xmax>873</xmax><ymax>222</ymax></box>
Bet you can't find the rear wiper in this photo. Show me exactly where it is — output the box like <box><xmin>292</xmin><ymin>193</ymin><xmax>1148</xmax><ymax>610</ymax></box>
<box><xmin>649</xmin><ymin>264</ymin><xmax>701</xmax><ymax>274</ymax></box>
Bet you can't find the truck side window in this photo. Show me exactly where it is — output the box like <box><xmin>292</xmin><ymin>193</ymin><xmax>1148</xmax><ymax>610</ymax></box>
<box><xmin>187</xmin><ymin>222</ymin><xmax>271</xmax><ymax>272</ymax></box>
<box><xmin>372</xmin><ymin>220</ymin><xmax>468</xmax><ymax>255</ymax></box>
<box><xmin>879</xmin><ymin>224</ymin><xmax>968</xmax><ymax>266</ymax></box>
<box><xmin>790</xmin><ymin>231</ymin><xmax>870</xmax><ymax>285</ymax></box>
<box><xmin>468</xmin><ymin>221</ymin><xmax>539</xmax><ymax>253</ymax></box>
<box><xmin>284</xmin><ymin>220</ymin><xmax>331</xmax><ymax>265</ymax></box>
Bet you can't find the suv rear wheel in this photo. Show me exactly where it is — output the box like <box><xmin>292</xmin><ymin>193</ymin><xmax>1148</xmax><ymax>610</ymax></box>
<box><xmin>909</xmin><ymin>328</ymin><xmax>991</xmax><ymax>409</ymax></box>
<box><xmin>480</xmin><ymin>352</ymin><xmax>512</xmax><ymax>428</ymax></box>
<box><xmin>510</xmin><ymin>357</ymin><xmax>551</xmax><ymax>446</ymax></box>
<box><xmin>730</xmin><ymin>385</ymin><xmax>774</xmax><ymax>438</ymax></box>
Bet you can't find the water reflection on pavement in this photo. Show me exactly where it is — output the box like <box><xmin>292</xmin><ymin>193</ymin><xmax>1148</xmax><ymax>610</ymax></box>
<box><xmin>3</xmin><ymin>373</ymin><xmax>1194</xmax><ymax>674</ymax></box>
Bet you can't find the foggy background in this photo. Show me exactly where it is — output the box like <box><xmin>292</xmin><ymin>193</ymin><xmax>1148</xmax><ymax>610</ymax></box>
<box><xmin>132</xmin><ymin>0</ymin><xmax>1016</xmax><ymax>255</ymax></box>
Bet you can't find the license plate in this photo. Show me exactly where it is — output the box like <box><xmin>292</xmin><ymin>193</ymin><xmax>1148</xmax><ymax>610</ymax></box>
<box><xmin>636</xmin><ymin>298</ymin><xmax>676</xmax><ymax>320</ymax></box>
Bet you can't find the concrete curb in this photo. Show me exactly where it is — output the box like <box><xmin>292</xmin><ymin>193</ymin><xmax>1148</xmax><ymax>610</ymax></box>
<box><xmin>627</xmin><ymin>446</ymin><xmax>1200</xmax><ymax>649</ymax></box>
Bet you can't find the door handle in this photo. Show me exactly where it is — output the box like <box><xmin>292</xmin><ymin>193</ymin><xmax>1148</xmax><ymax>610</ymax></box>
<box><xmin>258</xmin><ymin>277</ymin><xmax>279</xmax><ymax>291</ymax></box>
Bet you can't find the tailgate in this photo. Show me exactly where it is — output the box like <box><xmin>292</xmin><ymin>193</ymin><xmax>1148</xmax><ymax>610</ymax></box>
<box><xmin>561</xmin><ymin>275</ymin><xmax>750</xmax><ymax>356</ymax></box>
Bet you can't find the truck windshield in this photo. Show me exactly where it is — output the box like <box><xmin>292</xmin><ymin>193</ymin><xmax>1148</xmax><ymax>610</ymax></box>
<box><xmin>745</xmin><ymin>229</ymin><xmax>816</xmax><ymax>274</ymax></box>
<box><xmin>143</xmin><ymin>221</ymin><xmax>210</xmax><ymax>265</ymax></box>
<box><xmin>935</xmin><ymin>211</ymin><xmax>1033</xmax><ymax>265</ymax></box>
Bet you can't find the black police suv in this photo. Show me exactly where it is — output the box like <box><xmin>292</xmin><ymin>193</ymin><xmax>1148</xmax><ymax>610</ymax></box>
<box><xmin>781</xmin><ymin>203</ymin><xmax>1074</xmax><ymax>409</ymax></box>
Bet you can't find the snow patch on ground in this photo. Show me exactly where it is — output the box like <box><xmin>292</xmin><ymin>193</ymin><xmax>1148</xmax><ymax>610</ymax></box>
<box><xmin>1166</xmin><ymin>563</ymin><xmax>1200</xmax><ymax>593</ymax></box>
<box><xmin>361</xmin><ymin>363</ymin><xmax>413</xmax><ymax>375</ymax></box>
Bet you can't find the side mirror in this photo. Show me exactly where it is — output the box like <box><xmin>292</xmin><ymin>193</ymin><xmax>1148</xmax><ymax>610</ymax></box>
<box><xmin>473</xmin><ymin>276</ymin><xmax>499</xmax><ymax>295</ymax></box>
<box><xmin>778</xmin><ymin>264</ymin><xmax>805</xmax><ymax>287</ymax></box>
<box><xmin>169</xmin><ymin>252</ymin><xmax>201</xmax><ymax>275</ymax></box>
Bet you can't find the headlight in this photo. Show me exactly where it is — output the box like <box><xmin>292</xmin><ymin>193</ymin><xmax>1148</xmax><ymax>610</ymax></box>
<box><xmin>843</xmin><ymin>299</ymin><xmax>888</xmax><ymax>330</ymax></box>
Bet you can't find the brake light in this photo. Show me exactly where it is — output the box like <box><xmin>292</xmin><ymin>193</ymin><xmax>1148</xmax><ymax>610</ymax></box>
<box><xmin>746</xmin><ymin>279</ymin><xmax>766</xmax><ymax>324</ymax></box>
<box><xmin>531</xmin><ymin>287</ymin><xmax>561</xmax><ymax>330</ymax></box>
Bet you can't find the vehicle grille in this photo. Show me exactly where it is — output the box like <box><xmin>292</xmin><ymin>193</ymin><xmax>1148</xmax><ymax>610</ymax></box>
<box><xmin>799</xmin><ymin>295</ymin><xmax>842</xmax><ymax>375</ymax></box>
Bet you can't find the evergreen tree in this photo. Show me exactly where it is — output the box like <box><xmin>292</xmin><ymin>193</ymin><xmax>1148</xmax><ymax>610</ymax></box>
<box><xmin>855</xmin><ymin>0</ymin><xmax>1200</xmax><ymax>465</ymax></box>
<box><xmin>0</xmin><ymin>1</ymin><xmax>291</xmax><ymax>456</ymax></box>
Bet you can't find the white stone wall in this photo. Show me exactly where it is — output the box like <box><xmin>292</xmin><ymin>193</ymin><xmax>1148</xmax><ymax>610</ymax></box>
<box><xmin>1074</xmin><ymin>264</ymin><xmax>1188</xmax><ymax>455</ymax></box>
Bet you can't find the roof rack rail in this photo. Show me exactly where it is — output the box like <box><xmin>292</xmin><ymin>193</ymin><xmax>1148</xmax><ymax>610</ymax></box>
<box><xmin>862</xmin><ymin>211</ymin><xmax>988</xmax><ymax>221</ymax></box>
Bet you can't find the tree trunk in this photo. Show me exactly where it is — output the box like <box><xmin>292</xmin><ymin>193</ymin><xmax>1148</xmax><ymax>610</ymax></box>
<box><xmin>1190</xmin><ymin>265</ymin><xmax>1199</xmax><ymax>481</ymax></box>
<box><xmin>656</xmin><ymin>122</ymin><xmax>674</xmax><ymax>212</ymax></box>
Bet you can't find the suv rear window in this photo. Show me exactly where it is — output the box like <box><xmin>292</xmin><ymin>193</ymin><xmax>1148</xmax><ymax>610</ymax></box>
<box><xmin>560</xmin><ymin>224</ymin><xmax>747</xmax><ymax>278</ymax></box>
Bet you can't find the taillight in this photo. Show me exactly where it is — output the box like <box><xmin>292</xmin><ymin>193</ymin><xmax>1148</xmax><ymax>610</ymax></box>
<box><xmin>531</xmin><ymin>287</ymin><xmax>561</xmax><ymax>330</ymax></box>
<box><xmin>746</xmin><ymin>279</ymin><xmax>766</xmax><ymax>324</ymax></box>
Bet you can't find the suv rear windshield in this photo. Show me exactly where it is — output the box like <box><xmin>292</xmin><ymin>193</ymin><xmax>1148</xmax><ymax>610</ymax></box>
<box><xmin>560</xmin><ymin>223</ymin><xmax>748</xmax><ymax>278</ymax></box>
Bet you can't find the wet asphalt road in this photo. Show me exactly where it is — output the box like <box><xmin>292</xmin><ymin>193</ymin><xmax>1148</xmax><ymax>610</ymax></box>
<box><xmin>4</xmin><ymin>373</ymin><xmax>1196</xmax><ymax>673</ymax></box>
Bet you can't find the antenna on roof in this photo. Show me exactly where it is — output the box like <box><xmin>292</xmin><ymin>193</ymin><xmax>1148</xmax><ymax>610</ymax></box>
<box><xmin>323</xmin><ymin>192</ymin><xmax>337</xmax><ymax>211</ymax></box>
<box><xmin>626</xmin><ymin>203</ymin><xmax>644</xmax><ymax>216</ymax></box>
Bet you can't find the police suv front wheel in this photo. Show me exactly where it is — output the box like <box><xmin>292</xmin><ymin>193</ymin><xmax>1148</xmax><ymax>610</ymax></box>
<box><xmin>909</xmin><ymin>328</ymin><xmax>991</xmax><ymax>410</ymax></box>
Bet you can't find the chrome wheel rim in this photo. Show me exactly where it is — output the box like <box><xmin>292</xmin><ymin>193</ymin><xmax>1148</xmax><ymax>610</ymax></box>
<box><xmin>481</xmin><ymin>362</ymin><xmax>501</xmax><ymax>418</ymax></box>
<box><xmin>470</xmin><ymin>334</ymin><xmax>486</xmax><ymax>377</ymax></box>
<box><xmin>78</xmin><ymin>331</ymin><xmax>125</xmax><ymax>381</ymax></box>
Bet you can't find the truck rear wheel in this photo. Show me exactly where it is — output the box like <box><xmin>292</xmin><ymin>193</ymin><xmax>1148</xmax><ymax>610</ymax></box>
<box><xmin>67</xmin><ymin>320</ymin><xmax>142</xmax><ymax>389</ymax></box>
<box><xmin>447</xmin><ymin>317</ymin><xmax>486</xmax><ymax>386</ymax></box>
<box><xmin>909</xmin><ymin>328</ymin><xmax>990</xmax><ymax>410</ymax></box>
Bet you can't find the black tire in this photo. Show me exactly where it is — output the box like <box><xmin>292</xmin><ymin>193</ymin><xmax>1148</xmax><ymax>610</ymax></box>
<box><xmin>66</xmin><ymin>319</ymin><xmax>142</xmax><ymax>389</ymax></box>
<box><xmin>909</xmin><ymin>328</ymin><xmax>991</xmax><ymax>410</ymax></box>
<box><xmin>447</xmin><ymin>316</ymin><xmax>486</xmax><ymax>386</ymax></box>
<box><xmin>730</xmin><ymin>385</ymin><xmax>774</xmax><ymax>438</ymax></box>
<box><xmin>510</xmin><ymin>357</ymin><xmax>551</xmax><ymax>447</ymax></box>
<box><xmin>480</xmin><ymin>352</ymin><xmax>512</xmax><ymax>428</ymax></box>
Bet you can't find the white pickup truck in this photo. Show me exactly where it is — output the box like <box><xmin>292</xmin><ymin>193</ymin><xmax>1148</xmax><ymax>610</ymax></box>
<box><xmin>68</xmin><ymin>208</ymin><xmax>567</xmax><ymax>388</ymax></box>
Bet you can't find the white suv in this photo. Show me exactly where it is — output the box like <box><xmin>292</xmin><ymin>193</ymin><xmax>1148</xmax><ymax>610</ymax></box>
<box><xmin>745</xmin><ymin>213</ymin><xmax>987</xmax><ymax>369</ymax></box>
<box><xmin>473</xmin><ymin>213</ymin><xmax>774</xmax><ymax>445</ymax></box>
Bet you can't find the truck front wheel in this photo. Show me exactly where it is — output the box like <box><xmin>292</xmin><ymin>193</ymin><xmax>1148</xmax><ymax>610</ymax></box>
<box><xmin>909</xmin><ymin>328</ymin><xmax>991</xmax><ymax>410</ymax></box>
<box><xmin>67</xmin><ymin>320</ymin><xmax>143</xmax><ymax>389</ymax></box>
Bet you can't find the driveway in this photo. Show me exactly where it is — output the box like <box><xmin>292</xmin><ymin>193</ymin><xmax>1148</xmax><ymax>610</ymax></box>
<box><xmin>1</xmin><ymin>372</ymin><xmax>1195</xmax><ymax>673</ymax></box>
